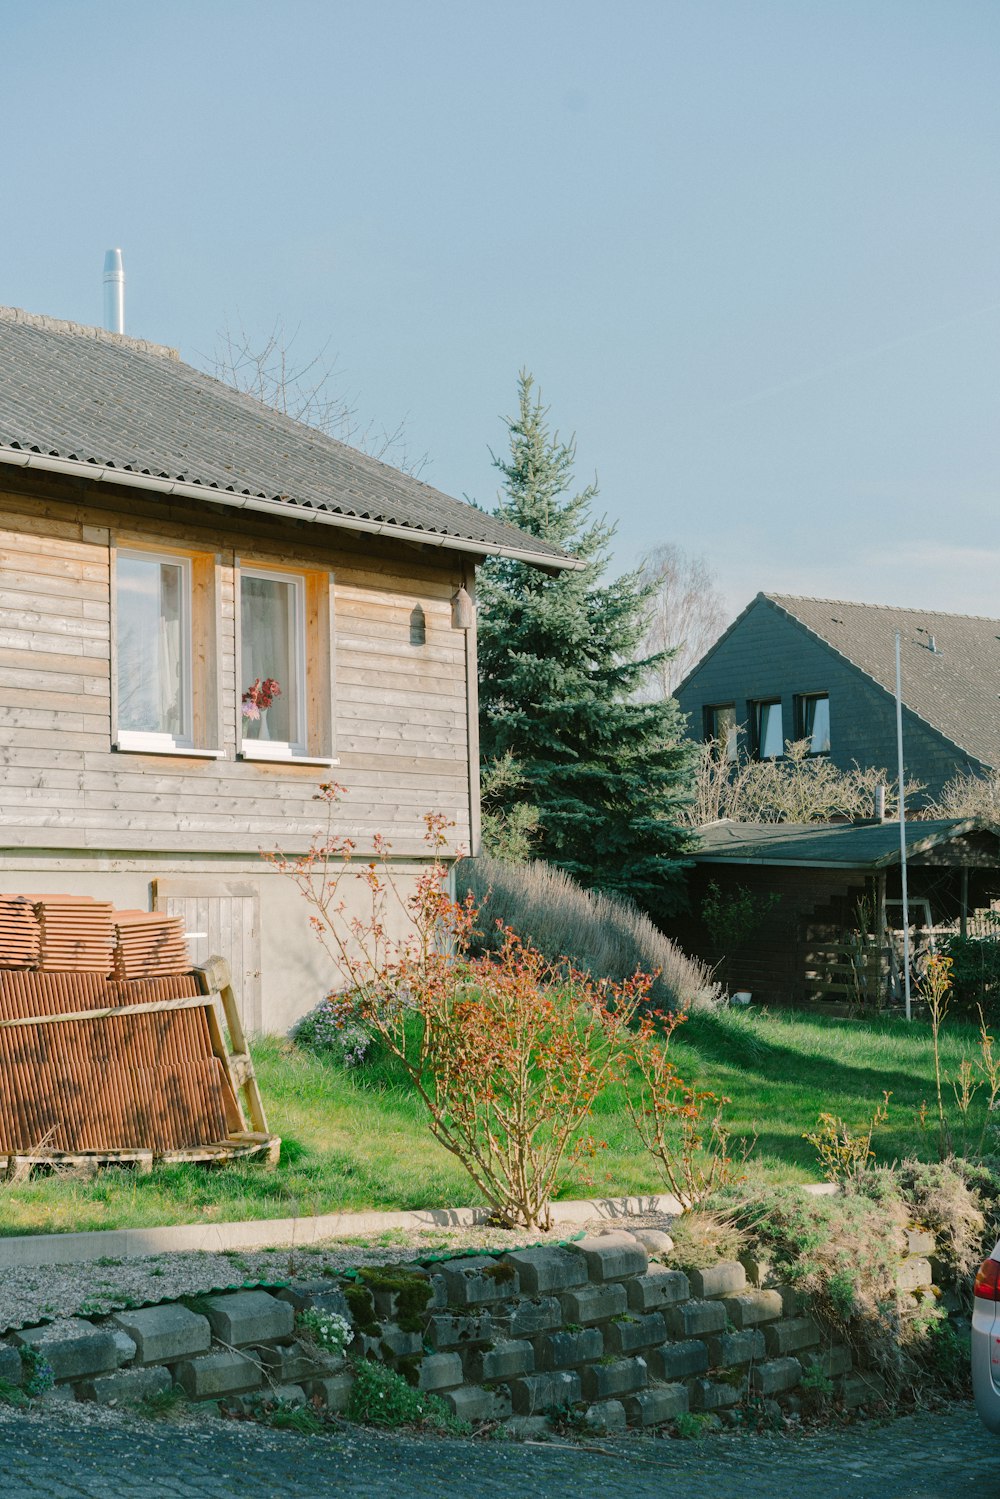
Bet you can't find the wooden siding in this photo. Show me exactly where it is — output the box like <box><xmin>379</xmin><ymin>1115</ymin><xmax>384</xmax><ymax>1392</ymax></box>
<box><xmin>0</xmin><ymin>475</ymin><xmax>474</xmax><ymax>856</ymax></box>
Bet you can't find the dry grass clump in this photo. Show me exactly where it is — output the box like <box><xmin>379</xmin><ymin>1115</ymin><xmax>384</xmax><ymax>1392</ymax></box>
<box><xmin>667</xmin><ymin>1209</ymin><xmax>747</xmax><ymax>1271</ymax></box>
<box><xmin>897</xmin><ymin>1157</ymin><xmax>987</xmax><ymax>1283</ymax></box>
<box><xmin>459</xmin><ymin>856</ymin><xmax>721</xmax><ymax>1013</ymax></box>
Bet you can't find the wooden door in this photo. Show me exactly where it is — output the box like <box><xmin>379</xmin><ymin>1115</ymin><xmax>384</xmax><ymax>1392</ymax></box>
<box><xmin>152</xmin><ymin>880</ymin><xmax>262</xmax><ymax>1033</ymax></box>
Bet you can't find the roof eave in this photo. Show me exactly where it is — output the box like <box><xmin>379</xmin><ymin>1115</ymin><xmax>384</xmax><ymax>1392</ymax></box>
<box><xmin>0</xmin><ymin>445</ymin><xmax>585</xmax><ymax>573</ymax></box>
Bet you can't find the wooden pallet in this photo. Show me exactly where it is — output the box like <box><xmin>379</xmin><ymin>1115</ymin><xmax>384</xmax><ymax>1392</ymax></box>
<box><xmin>0</xmin><ymin>956</ymin><xmax>279</xmax><ymax>1173</ymax></box>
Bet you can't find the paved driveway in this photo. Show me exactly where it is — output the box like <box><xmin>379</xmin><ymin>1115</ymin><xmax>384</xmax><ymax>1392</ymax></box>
<box><xmin>0</xmin><ymin>1403</ymin><xmax>995</xmax><ymax>1499</ymax></box>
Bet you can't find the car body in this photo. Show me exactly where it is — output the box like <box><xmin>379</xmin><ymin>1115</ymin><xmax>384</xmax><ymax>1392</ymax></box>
<box><xmin>973</xmin><ymin>1243</ymin><xmax>1000</xmax><ymax>1432</ymax></box>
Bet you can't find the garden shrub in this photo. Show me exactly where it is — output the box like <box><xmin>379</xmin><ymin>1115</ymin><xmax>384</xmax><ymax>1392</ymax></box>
<box><xmin>346</xmin><ymin>1360</ymin><xmax>468</xmax><ymax>1434</ymax></box>
<box><xmin>939</xmin><ymin>929</ymin><xmax>1000</xmax><ymax>1017</ymax></box>
<box><xmin>293</xmin><ymin>991</ymin><xmax>377</xmax><ymax>1067</ymax></box>
<box><xmin>459</xmin><ymin>854</ymin><xmax>721</xmax><ymax>1013</ymax></box>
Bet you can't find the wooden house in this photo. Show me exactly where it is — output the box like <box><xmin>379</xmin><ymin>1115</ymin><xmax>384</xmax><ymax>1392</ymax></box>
<box><xmin>0</xmin><ymin>307</ymin><xmax>577</xmax><ymax>1033</ymax></box>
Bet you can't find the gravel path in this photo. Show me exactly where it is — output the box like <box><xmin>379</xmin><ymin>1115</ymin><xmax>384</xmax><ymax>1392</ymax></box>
<box><xmin>0</xmin><ymin>1400</ymin><xmax>991</xmax><ymax>1498</ymax></box>
<box><xmin>0</xmin><ymin>1214</ymin><xmax>675</xmax><ymax>1332</ymax></box>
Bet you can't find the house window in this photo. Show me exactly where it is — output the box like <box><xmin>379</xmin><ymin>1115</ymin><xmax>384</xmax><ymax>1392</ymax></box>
<box><xmin>240</xmin><ymin>569</ymin><xmax>307</xmax><ymax>757</ymax></box>
<box><xmin>796</xmin><ymin>693</ymin><xmax>831</xmax><ymax>754</ymax></box>
<box><xmin>704</xmin><ymin>704</ymin><xmax>738</xmax><ymax>761</ymax></box>
<box><xmin>752</xmin><ymin>699</ymin><xmax>784</xmax><ymax>759</ymax></box>
<box><xmin>115</xmin><ymin>550</ymin><xmax>192</xmax><ymax>749</ymax></box>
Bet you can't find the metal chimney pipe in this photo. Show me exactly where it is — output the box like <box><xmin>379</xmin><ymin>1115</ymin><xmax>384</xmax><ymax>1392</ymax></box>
<box><xmin>103</xmin><ymin>248</ymin><xmax>124</xmax><ymax>334</ymax></box>
<box><xmin>874</xmin><ymin>784</ymin><xmax>886</xmax><ymax>822</ymax></box>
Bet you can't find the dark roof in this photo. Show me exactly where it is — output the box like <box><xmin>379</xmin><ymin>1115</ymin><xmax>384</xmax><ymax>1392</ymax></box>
<box><xmin>679</xmin><ymin>591</ymin><xmax>999</xmax><ymax>768</ymax></box>
<box><xmin>693</xmin><ymin>817</ymin><xmax>996</xmax><ymax>868</ymax></box>
<box><xmin>0</xmin><ymin>307</ymin><xmax>577</xmax><ymax>568</ymax></box>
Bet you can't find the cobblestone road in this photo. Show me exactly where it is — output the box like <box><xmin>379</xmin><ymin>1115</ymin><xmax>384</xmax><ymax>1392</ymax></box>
<box><xmin>0</xmin><ymin>1403</ymin><xmax>996</xmax><ymax>1499</ymax></box>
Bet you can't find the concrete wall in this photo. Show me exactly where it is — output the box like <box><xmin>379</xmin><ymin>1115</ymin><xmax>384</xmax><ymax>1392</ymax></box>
<box><xmin>677</xmin><ymin>598</ymin><xmax>980</xmax><ymax>801</ymax></box>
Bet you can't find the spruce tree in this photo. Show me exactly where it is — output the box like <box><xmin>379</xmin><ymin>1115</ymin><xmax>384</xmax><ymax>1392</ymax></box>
<box><xmin>478</xmin><ymin>373</ymin><xmax>694</xmax><ymax>922</ymax></box>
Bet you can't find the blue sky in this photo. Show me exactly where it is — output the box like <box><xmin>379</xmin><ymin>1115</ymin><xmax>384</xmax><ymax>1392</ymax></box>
<box><xmin>3</xmin><ymin>1</ymin><xmax>999</xmax><ymax>621</ymax></box>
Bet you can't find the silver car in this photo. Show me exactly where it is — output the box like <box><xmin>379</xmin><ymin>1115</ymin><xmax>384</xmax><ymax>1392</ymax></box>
<box><xmin>973</xmin><ymin>1245</ymin><xmax>1000</xmax><ymax>1431</ymax></box>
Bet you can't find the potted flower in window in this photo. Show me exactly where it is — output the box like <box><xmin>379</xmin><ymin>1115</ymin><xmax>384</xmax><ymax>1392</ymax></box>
<box><xmin>242</xmin><ymin>677</ymin><xmax>281</xmax><ymax>740</ymax></box>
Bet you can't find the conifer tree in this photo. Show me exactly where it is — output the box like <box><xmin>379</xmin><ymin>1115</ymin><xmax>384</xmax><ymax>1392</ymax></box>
<box><xmin>477</xmin><ymin>373</ymin><xmax>693</xmax><ymax>922</ymax></box>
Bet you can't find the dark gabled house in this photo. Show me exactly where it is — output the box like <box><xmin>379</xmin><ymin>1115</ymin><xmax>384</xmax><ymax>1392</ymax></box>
<box><xmin>675</xmin><ymin>593</ymin><xmax>999</xmax><ymax>801</ymax></box>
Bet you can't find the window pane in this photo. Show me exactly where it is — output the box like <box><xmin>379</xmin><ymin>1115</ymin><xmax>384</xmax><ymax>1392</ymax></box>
<box><xmin>759</xmin><ymin>702</ymin><xmax>783</xmax><ymax>758</ymax></box>
<box><xmin>707</xmin><ymin>705</ymin><xmax>738</xmax><ymax>761</ymax></box>
<box><xmin>241</xmin><ymin>574</ymin><xmax>300</xmax><ymax>745</ymax></box>
<box><xmin>117</xmin><ymin>555</ymin><xmax>188</xmax><ymax>737</ymax></box>
<box><xmin>806</xmin><ymin>695</ymin><xmax>831</xmax><ymax>753</ymax></box>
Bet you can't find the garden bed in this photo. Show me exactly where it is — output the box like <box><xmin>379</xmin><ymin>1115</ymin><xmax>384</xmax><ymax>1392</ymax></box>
<box><xmin>0</xmin><ymin>1008</ymin><xmax>992</xmax><ymax>1237</ymax></box>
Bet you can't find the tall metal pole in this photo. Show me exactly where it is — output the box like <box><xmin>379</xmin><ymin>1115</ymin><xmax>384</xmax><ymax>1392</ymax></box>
<box><xmin>895</xmin><ymin>630</ymin><xmax>912</xmax><ymax>1020</ymax></box>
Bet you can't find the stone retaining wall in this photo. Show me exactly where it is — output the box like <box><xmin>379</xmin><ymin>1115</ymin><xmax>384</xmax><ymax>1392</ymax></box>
<box><xmin>0</xmin><ymin>1226</ymin><xmax>938</xmax><ymax>1433</ymax></box>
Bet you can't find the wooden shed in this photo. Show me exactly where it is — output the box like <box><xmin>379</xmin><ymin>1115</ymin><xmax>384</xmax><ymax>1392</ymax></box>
<box><xmin>668</xmin><ymin>818</ymin><xmax>1000</xmax><ymax>1011</ymax></box>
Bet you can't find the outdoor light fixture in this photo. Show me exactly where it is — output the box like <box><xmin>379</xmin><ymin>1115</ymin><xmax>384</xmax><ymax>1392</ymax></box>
<box><xmin>451</xmin><ymin>586</ymin><xmax>475</xmax><ymax>630</ymax></box>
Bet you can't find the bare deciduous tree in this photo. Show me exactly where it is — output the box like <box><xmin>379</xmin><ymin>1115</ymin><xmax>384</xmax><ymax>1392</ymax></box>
<box><xmin>924</xmin><ymin>768</ymin><xmax>1000</xmax><ymax>821</ymax></box>
<box><xmin>209</xmin><ymin>316</ymin><xmax>428</xmax><ymax>476</ymax></box>
<box><xmin>637</xmin><ymin>543</ymin><xmax>727</xmax><ymax>698</ymax></box>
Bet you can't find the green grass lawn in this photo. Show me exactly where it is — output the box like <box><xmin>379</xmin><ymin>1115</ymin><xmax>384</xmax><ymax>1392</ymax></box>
<box><xmin>0</xmin><ymin>1007</ymin><xmax>990</xmax><ymax>1236</ymax></box>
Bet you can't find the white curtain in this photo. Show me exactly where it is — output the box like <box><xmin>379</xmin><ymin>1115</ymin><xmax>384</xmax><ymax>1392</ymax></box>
<box><xmin>117</xmin><ymin>556</ymin><xmax>185</xmax><ymax>737</ymax></box>
<box><xmin>241</xmin><ymin>574</ymin><xmax>298</xmax><ymax>744</ymax></box>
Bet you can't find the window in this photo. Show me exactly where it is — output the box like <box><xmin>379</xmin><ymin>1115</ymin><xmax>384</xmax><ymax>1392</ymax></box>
<box><xmin>796</xmin><ymin>693</ymin><xmax>831</xmax><ymax>755</ymax></box>
<box><xmin>752</xmin><ymin>699</ymin><xmax>784</xmax><ymax>759</ymax></box>
<box><xmin>115</xmin><ymin>550</ymin><xmax>192</xmax><ymax>749</ymax></box>
<box><xmin>239</xmin><ymin>569</ymin><xmax>307</xmax><ymax>757</ymax></box>
<box><xmin>704</xmin><ymin>704</ymin><xmax>738</xmax><ymax>761</ymax></box>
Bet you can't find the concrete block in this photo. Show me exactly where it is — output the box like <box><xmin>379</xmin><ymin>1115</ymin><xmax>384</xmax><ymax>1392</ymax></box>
<box><xmin>838</xmin><ymin>1371</ymin><xmax>886</xmax><ymax>1410</ymax></box>
<box><xmin>501</xmin><ymin>1246</ymin><xmax>587</xmax><ymax>1295</ymax></box>
<box><xmin>493</xmin><ymin>1298</ymin><xmax>561</xmax><ymax>1338</ymax></box>
<box><xmin>627</xmin><ymin>1268</ymin><xmax>690</xmax><ymax>1312</ymax></box>
<box><xmin>690</xmin><ymin>1377</ymin><xmax>743</xmax><ymax>1411</ymax></box>
<box><xmin>267</xmin><ymin>1383</ymin><xmax>307</xmax><ymax>1408</ymax></box>
<box><xmin>581</xmin><ymin>1356</ymin><xmax>648</xmax><ymax>1401</ymax></box>
<box><xmin>603</xmin><ymin>1312</ymin><xmax>667</xmax><ymax>1355</ymax></box>
<box><xmin>689</xmin><ymin>1261</ymin><xmax>747</xmax><ymax>1299</ymax></box>
<box><xmin>112</xmin><ymin>1305</ymin><xmax>210</xmax><ymax>1367</ymax></box>
<box><xmin>306</xmin><ymin>1372</ymin><xmax>353</xmax><ymax>1411</ymax></box>
<box><xmin>623</xmin><ymin>1383</ymin><xmax>688</xmax><ymax>1426</ymax></box>
<box><xmin>801</xmin><ymin>1345</ymin><xmax>852</xmax><ymax>1379</ymax></box>
<box><xmin>505</xmin><ymin>1415</ymin><xmax>550</xmax><ymax>1439</ymax></box>
<box><xmin>277</xmin><ymin>1281</ymin><xmax>351</xmax><ymax>1319</ymax></box>
<box><xmin>763</xmin><ymin>1318</ymin><xmax>822</xmax><ymax>1357</ymax></box>
<box><xmin>379</xmin><ymin>1325</ymin><xmax>423</xmax><ymax>1359</ymax></box>
<box><xmin>751</xmin><ymin>1357</ymin><xmax>802</xmax><ymax>1396</ymax></box>
<box><xmin>569</xmin><ymin>1233</ymin><xmax>647</xmax><ymax>1283</ymax></box>
<box><xmin>39</xmin><ymin>1383</ymin><xmax>76</xmax><ymax>1406</ymax></box>
<box><xmin>255</xmin><ymin>1341</ymin><xmax>329</xmax><ymax>1383</ymax></box>
<box><xmin>439</xmin><ymin>1256</ymin><xmax>520</xmax><ymax>1307</ymax></box>
<box><xmin>426</xmin><ymin>1312</ymin><xmax>493</xmax><ymax>1350</ymax></box>
<box><xmin>508</xmin><ymin>1369</ymin><xmax>582</xmax><ymax>1414</ymax></box>
<box><xmin>665</xmin><ymin>1299</ymin><xmax>727</xmax><ymax>1338</ymax></box>
<box><xmin>898</xmin><ymin>1257</ymin><xmax>933</xmax><ymax>1294</ymax></box>
<box><xmin>467</xmin><ymin>1339</ymin><xmax>534</xmax><ymax>1382</ymax></box>
<box><xmin>444</xmin><ymin>1383</ymin><xmax>512</xmax><ymax>1423</ymax></box>
<box><xmin>648</xmin><ymin>1340</ymin><xmax>708</xmax><ymax>1380</ymax></box>
<box><xmin>721</xmin><ymin>1290</ymin><xmax>784</xmax><ymax>1328</ymax></box>
<box><xmin>584</xmin><ymin>1399</ymin><xmax>627</xmax><ymax>1433</ymax></box>
<box><xmin>904</xmin><ymin>1227</ymin><xmax>936</xmax><ymax>1257</ymax></box>
<box><xmin>0</xmin><ymin>1344</ymin><xmax>23</xmax><ymax>1385</ymax></box>
<box><xmin>15</xmin><ymin>1320</ymin><xmax>118</xmax><ymax>1384</ymax></box>
<box><xmin>559</xmin><ymin>1282</ymin><xmax>628</xmax><ymax>1326</ymax></box>
<box><xmin>535</xmin><ymin>1327</ymin><xmax>603</xmax><ymax>1371</ymax></box>
<box><xmin>75</xmin><ymin>1365</ymin><xmax>171</xmax><ymax>1406</ymax></box>
<box><xmin>107</xmin><ymin>1328</ymin><xmax>137</xmax><ymax>1367</ymax></box>
<box><xmin>705</xmin><ymin>1330</ymin><xmax>766</xmax><ymax>1368</ymax></box>
<box><xmin>416</xmin><ymin>1353</ymin><xmax>464</xmax><ymax>1392</ymax></box>
<box><xmin>633</xmin><ymin>1230</ymin><xmax>674</xmax><ymax>1257</ymax></box>
<box><xmin>740</xmin><ymin>1253</ymin><xmax>772</xmax><ymax>1288</ymax></box>
<box><xmin>202</xmin><ymin>1291</ymin><xmax>294</xmax><ymax>1348</ymax></box>
<box><xmin>174</xmin><ymin>1351</ymin><xmax>262</xmax><ymax>1400</ymax></box>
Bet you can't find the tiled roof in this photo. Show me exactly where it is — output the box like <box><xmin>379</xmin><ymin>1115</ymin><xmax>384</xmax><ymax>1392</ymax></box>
<box><xmin>0</xmin><ymin>307</ymin><xmax>576</xmax><ymax>567</ymax></box>
<box><xmin>694</xmin><ymin>817</ymin><xmax>996</xmax><ymax>867</ymax></box>
<box><xmin>767</xmin><ymin>594</ymin><xmax>1000</xmax><ymax>769</ymax></box>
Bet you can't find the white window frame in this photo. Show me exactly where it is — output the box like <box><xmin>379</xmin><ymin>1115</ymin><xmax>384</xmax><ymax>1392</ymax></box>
<box><xmin>238</xmin><ymin>565</ymin><xmax>309</xmax><ymax>761</ymax></box>
<box><xmin>114</xmin><ymin>548</ymin><xmax>196</xmax><ymax>754</ymax></box>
